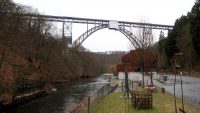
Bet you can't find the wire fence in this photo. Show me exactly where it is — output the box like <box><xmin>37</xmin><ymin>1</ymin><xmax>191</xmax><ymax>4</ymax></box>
<box><xmin>69</xmin><ymin>83</ymin><xmax>118</xmax><ymax>113</ymax></box>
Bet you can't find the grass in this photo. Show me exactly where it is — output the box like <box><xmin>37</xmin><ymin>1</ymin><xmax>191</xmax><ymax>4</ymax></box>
<box><xmin>92</xmin><ymin>89</ymin><xmax>200</xmax><ymax>113</ymax></box>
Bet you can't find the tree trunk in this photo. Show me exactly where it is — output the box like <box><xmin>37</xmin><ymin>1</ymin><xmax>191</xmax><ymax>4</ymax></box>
<box><xmin>0</xmin><ymin>50</ymin><xmax>5</xmax><ymax>70</ymax></box>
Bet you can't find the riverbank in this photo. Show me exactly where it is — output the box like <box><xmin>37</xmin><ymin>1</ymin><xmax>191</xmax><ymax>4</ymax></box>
<box><xmin>9</xmin><ymin>75</ymin><xmax>111</xmax><ymax>113</ymax></box>
<box><xmin>92</xmin><ymin>89</ymin><xmax>200</xmax><ymax>113</ymax></box>
<box><xmin>0</xmin><ymin>75</ymin><xmax>98</xmax><ymax>113</ymax></box>
<box><xmin>0</xmin><ymin>89</ymin><xmax>47</xmax><ymax>113</ymax></box>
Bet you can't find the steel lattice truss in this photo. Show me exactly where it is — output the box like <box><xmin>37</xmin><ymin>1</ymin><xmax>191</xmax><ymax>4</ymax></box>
<box><xmin>4</xmin><ymin>12</ymin><xmax>173</xmax><ymax>48</ymax></box>
<box><xmin>6</xmin><ymin>13</ymin><xmax>173</xmax><ymax>30</ymax></box>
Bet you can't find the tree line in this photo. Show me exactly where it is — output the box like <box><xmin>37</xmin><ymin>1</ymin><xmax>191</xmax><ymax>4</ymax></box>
<box><xmin>157</xmin><ymin>0</ymin><xmax>200</xmax><ymax>74</ymax></box>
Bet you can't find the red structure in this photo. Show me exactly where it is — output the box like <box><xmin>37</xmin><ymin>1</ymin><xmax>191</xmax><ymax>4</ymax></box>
<box><xmin>116</xmin><ymin>63</ymin><xmax>133</xmax><ymax>72</ymax></box>
<box><xmin>116</xmin><ymin>49</ymin><xmax>157</xmax><ymax>73</ymax></box>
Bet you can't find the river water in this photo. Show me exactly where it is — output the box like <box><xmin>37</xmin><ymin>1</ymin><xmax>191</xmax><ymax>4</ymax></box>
<box><xmin>14</xmin><ymin>74</ymin><xmax>110</xmax><ymax>113</ymax></box>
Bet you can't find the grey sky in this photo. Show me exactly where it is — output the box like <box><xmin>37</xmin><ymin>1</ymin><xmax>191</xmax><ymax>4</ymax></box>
<box><xmin>13</xmin><ymin>0</ymin><xmax>195</xmax><ymax>52</ymax></box>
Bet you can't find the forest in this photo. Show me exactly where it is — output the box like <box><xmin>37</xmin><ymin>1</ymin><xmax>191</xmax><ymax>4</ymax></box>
<box><xmin>156</xmin><ymin>0</ymin><xmax>200</xmax><ymax>75</ymax></box>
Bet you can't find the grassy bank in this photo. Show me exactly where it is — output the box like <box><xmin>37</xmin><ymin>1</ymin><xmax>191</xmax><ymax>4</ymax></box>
<box><xmin>93</xmin><ymin>89</ymin><xmax>200</xmax><ymax>113</ymax></box>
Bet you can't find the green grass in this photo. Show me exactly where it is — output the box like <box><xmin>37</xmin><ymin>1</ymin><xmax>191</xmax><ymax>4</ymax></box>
<box><xmin>92</xmin><ymin>89</ymin><xmax>200</xmax><ymax>113</ymax></box>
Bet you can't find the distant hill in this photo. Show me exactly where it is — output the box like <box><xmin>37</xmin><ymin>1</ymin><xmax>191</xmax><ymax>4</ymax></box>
<box><xmin>92</xmin><ymin>51</ymin><xmax>127</xmax><ymax>73</ymax></box>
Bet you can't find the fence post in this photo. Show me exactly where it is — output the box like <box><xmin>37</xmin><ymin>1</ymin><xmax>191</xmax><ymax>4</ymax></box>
<box><xmin>132</xmin><ymin>81</ymin><xmax>134</xmax><ymax>90</ymax></box>
<box><xmin>88</xmin><ymin>96</ymin><xmax>90</xmax><ymax>113</ymax></box>
<box><xmin>107</xmin><ymin>84</ymin><xmax>109</xmax><ymax>94</ymax></box>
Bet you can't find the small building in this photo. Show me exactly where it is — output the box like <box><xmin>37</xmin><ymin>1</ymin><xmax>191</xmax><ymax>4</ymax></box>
<box><xmin>116</xmin><ymin>49</ymin><xmax>157</xmax><ymax>82</ymax></box>
<box><xmin>121</xmin><ymin>49</ymin><xmax>157</xmax><ymax>72</ymax></box>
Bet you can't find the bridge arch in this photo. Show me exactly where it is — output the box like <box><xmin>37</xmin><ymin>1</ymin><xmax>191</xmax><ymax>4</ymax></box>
<box><xmin>73</xmin><ymin>24</ymin><xmax>142</xmax><ymax>49</ymax></box>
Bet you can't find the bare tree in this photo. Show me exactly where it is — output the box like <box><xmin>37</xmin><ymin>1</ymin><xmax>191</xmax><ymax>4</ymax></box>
<box><xmin>133</xmin><ymin>20</ymin><xmax>154</xmax><ymax>87</ymax></box>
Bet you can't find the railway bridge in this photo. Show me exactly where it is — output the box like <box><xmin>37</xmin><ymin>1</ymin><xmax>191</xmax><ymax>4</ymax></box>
<box><xmin>6</xmin><ymin>12</ymin><xmax>173</xmax><ymax>48</ymax></box>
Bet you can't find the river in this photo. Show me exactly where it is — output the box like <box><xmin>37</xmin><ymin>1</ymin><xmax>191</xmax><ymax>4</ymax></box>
<box><xmin>14</xmin><ymin>74</ymin><xmax>110</xmax><ymax>113</ymax></box>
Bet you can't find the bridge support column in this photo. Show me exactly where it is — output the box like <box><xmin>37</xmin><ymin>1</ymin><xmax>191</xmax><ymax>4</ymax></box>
<box><xmin>62</xmin><ymin>21</ymin><xmax>72</xmax><ymax>45</ymax></box>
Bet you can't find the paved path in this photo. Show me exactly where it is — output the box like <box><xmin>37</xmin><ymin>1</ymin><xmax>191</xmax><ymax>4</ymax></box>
<box><xmin>154</xmin><ymin>74</ymin><xmax>200</xmax><ymax>110</ymax></box>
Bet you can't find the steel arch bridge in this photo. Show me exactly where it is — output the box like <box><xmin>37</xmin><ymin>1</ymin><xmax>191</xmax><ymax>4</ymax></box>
<box><xmin>73</xmin><ymin>24</ymin><xmax>143</xmax><ymax>49</ymax></box>
<box><xmin>5</xmin><ymin>12</ymin><xmax>173</xmax><ymax>49</ymax></box>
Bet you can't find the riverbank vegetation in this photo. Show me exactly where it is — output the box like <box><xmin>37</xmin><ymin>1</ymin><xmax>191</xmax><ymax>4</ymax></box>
<box><xmin>93</xmin><ymin>90</ymin><xmax>200</xmax><ymax>113</ymax></box>
<box><xmin>155</xmin><ymin>0</ymin><xmax>200</xmax><ymax>76</ymax></box>
<box><xmin>0</xmin><ymin>0</ymin><xmax>104</xmax><ymax>103</ymax></box>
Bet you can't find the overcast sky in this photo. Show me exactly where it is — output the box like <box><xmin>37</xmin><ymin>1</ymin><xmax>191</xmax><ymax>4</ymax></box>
<box><xmin>13</xmin><ymin>0</ymin><xmax>195</xmax><ymax>52</ymax></box>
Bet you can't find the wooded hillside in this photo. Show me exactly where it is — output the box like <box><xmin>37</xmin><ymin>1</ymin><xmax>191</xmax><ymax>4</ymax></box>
<box><xmin>0</xmin><ymin>0</ymin><xmax>103</xmax><ymax>103</ymax></box>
